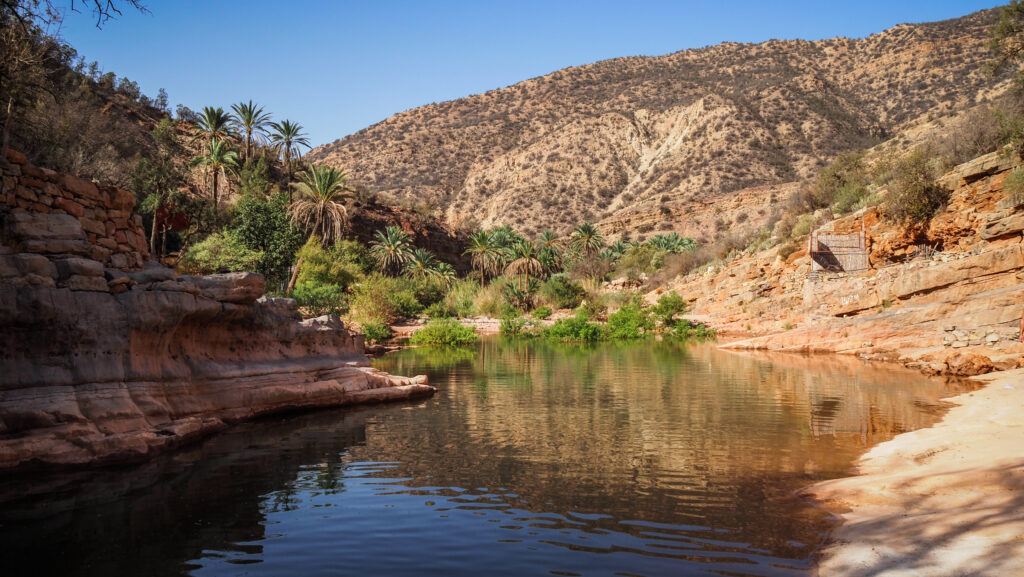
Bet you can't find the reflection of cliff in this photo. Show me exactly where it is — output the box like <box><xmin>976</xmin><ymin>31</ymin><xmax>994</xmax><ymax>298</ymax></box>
<box><xmin>0</xmin><ymin>407</ymin><xmax>384</xmax><ymax>576</ymax></box>
<box><xmin>369</xmin><ymin>339</ymin><xmax>965</xmax><ymax>554</ymax></box>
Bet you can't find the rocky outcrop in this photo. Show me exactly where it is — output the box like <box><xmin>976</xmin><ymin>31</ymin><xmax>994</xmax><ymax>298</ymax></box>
<box><xmin>661</xmin><ymin>152</ymin><xmax>1024</xmax><ymax>376</ymax></box>
<box><xmin>0</xmin><ymin>152</ymin><xmax>435</xmax><ymax>470</ymax></box>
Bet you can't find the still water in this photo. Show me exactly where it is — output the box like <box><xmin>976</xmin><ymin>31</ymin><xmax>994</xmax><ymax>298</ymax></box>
<box><xmin>0</xmin><ymin>338</ymin><xmax>970</xmax><ymax>576</ymax></box>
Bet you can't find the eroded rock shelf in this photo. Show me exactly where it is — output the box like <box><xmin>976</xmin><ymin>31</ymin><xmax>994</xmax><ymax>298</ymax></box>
<box><xmin>0</xmin><ymin>150</ymin><xmax>434</xmax><ymax>470</ymax></box>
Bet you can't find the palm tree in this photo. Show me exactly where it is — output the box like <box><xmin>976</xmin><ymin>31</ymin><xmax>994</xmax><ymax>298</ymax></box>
<box><xmin>287</xmin><ymin>164</ymin><xmax>352</xmax><ymax>247</ymax></box>
<box><xmin>269</xmin><ymin>119</ymin><xmax>311</xmax><ymax>188</ymax></box>
<box><xmin>464</xmin><ymin>230</ymin><xmax>493</xmax><ymax>287</ymax></box>
<box><xmin>195</xmin><ymin>106</ymin><xmax>234</xmax><ymax>143</ymax></box>
<box><xmin>191</xmin><ymin>138</ymin><xmax>239</xmax><ymax>223</ymax></box>
<box><xmin>433</xmin><ymin>262</ymin><xmax>457</xmax><ymax>288</ymax></box>
<box><xmin>569</xmin><ymin>222</ymin><xmax>605</xmax><ymax>259</ymax></box>
<box><xmin>535</xmin><ymin>229</ymin><xmax>562</xmax><ymax>276</ymax></box>
<box><xmin>505</xmin><ymin>239</ymin><xmax>542</xmax><ymax>290</ymax></box>
<box><xmin>403</xmin><ymin>248</ymin><xmax>440</xmax><ymax>281</ymax></box>
<box><xmin>370</xmin><ymin>226</ymin><xmax>414</xmax><ymax>275</ymax></box>
<box><xmin>231</xmin><ymin>100</ymin><xmax>271</xmax><ymax>161</ymax></box>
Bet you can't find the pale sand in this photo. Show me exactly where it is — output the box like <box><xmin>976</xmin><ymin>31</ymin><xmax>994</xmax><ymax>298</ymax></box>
<box><xmin>805</xmin><ymin>368</ymin><xmax>1024</xmax><ymax>577</ymax></box>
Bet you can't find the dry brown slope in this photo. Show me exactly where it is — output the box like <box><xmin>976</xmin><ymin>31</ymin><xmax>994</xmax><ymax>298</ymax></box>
<box><xmin>310</xmin><ymin>9</ymin><xmax>1005</xmax><ymax>237</ymax></box>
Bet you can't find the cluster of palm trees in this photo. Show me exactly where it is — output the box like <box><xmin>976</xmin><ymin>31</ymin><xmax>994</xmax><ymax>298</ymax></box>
<box><xmin>369</xmin><ymin>226</ymin><xmax>456</xmax><ymax>285</ymax></box>
<box><xmin>189</xmin><ymin>101</ymin><xmax>313</xmax><ymax>219</ymax></box>
<box><xmin>187</xmin><ymin>101</ymin><xmax>359</xmax><ymax>248</ymax></box>
<box><xmin>464</xmin><ymin>222</ymin><xmax>607</xmax><ymax>289</ymax></box>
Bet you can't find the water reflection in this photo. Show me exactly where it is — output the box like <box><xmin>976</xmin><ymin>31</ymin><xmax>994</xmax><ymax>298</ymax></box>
<box><xmin>0</xmin><ymin>339</ymin><xmax>970</xmax><ymax>576</ymax></box>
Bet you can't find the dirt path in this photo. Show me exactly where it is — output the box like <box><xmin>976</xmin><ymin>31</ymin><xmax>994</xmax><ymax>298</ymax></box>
<box><xmin>804</xmin><ymin>368</ymin><xmax>1024</xmax><ymax>577</ymax></box>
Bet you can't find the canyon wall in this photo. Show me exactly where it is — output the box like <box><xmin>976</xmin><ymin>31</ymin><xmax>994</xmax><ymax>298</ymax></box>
<box><xmin>0</xmin><ymin>150</ymin><xmax>434</xmax><ymax>470</ymax></box>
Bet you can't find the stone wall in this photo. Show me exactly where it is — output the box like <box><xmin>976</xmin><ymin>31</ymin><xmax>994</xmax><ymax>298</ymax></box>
<box><xmin>1</xmin><ymin>149</ymin><xmax>149</xmax><ymax>272</ymax></box>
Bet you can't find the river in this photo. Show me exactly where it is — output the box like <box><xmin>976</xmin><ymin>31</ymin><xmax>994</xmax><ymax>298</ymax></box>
<box><xmin>0</xmin><ymin>338</ymin><xmax>971</xmax><ymax>576</ymax></box>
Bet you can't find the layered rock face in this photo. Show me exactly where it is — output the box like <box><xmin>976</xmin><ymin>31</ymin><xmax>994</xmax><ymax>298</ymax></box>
<box><xmin>0</xmin><ymin>151</ymin><xmax>434</xmax><ymax>470</ymax></box>
<box><xmin>663</xmin><ymin>151</ymin><xmax>1024</xmax><ymax>376</ymax></box>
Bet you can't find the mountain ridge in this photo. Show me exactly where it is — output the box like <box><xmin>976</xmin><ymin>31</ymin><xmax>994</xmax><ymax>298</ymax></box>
<box><xmin>309</xmin><ymin>8</ymin><xmax>1009</xmax><ymax>239</ymax></box>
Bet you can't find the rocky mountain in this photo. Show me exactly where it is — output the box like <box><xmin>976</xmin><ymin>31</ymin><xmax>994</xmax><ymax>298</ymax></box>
<box><xmin>309</xmin><ymin>9</ymin><xmax>1010</xmax><ymax>240</ymax></box>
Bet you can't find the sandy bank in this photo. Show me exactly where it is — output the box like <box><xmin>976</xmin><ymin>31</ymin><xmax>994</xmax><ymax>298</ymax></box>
<box><xmin>804</xmin><ymin>367</ymin><xmax>1024</xmax><ymax>577</ymax></box>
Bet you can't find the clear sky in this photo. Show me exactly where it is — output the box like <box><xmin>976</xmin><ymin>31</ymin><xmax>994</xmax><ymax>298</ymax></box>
<box><xmin>55</xmin><ymin>0</ymin><xmax>1000</xmax><ymax>147</ymax></box>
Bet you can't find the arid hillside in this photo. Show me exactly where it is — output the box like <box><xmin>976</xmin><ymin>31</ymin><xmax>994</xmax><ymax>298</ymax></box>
<box><xmin>310</xmin><ymin>9</ymin><xmax>1009</xmax><ymax>239</ymax></box>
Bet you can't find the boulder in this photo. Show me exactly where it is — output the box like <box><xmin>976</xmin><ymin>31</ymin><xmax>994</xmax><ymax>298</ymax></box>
<box><xmin>946</xmin><ymin>353</ymin><xmax>994</xmax><ymax>376</ymax></box>
<box><xmin>53</xmin><ymin>257</ymin><xmax>104</xmax><ymax>279</ymax></box>
<box><xmin>188</xmin><ymin>272</ymin><xmax>265</xmax><ymax>304</ymax></box>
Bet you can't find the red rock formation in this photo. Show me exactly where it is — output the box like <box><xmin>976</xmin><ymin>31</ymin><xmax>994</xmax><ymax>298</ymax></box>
<box><xmin>0</xmin><ymin>151</ymin><xmax>435</xmax><ymax>470</ymax></box>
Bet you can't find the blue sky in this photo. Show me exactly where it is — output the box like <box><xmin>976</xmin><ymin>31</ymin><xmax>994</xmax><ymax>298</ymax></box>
<box><xmin>56</xmin><ymin>0</ymin><xmax>999</xmax><ymax>147</ymax></box>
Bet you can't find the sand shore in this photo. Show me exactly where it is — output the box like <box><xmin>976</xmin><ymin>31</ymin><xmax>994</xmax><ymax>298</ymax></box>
<box><xmin>804</xmin><ymin>367</ymin><xmax>1024</xmax><ymax>577</ymax></box>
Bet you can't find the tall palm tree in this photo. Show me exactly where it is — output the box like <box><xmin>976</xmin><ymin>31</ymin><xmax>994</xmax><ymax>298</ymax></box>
<box><xmin>268</xmin><ymin>119</ymin><xmax>311</xmax><ymax>188</ymax></box>
<box><xmin>195</xmin><ymin>106</ymin><xmax>234</xmax><ymax>143</ymax></box>
<box><xmin>231</xmin><ymin>100</ymin><xmax>271</xmax><ymax>161</ymax></box>
<box><xmin>403</xmin><ymin>248</ymin><xmax>440</xmax><ymax>281</ymax></box>
<box><xmin>191</xmin><ymin>138</ymin><xmax>239</xmax><ymax>223</ymax></box>
<box><xmin>569</xmin><ymin>222</ymin><xmax>605</xmax><ymax>259</ymax></box>
<box><xmin>505</xmin><ymin>239</ymin><xmax>542</xmax><ymax>290</ymax></box>
<box><xmin>288</xmin><ymin>164</ymin><xmax>352</xmax><ymax>247</ymax></box>
<box><xmin>535</xmin><ymin>229</ymin><xmax>562</xmax><ymax>276</ymax></box>
<box><xmin>370</xmin><ymin>226</ymin><xmax>414</xmax><ymax>276</ymax></box>
<box><xmin>464</xmin><ymin>230</ymin><xmax>492</xmax><ymax>287</ymax></box>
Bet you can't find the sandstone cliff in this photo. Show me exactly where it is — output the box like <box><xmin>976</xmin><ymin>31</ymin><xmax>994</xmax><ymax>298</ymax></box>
<box><xmin>0</xmin><ymin>150</ymin><xmax>435</xmax><ymax>470</ymax></box>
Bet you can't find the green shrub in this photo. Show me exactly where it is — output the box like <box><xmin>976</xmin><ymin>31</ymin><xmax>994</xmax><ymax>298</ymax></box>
<box><xmin>542</xmin><ymin>312</ymin><xmax>605</xmax><ymax>342</ymax></box>
<box><xmin>777</xmin><ymin>243</ymin><xmax>799</xmax><ymax>261</ymax></box>
<box><xmin>790</xmin><ymin>213</ymin><xmax>816</xmax><ymax>239</ymax></box>
<box><xmin>292</xmin><ymin>282</ymin><xmax>348</xmax><ymax>317</ymax></box>
<box><xmin>884</xmin><ymin>148</ymin><xmax>949</xmax><ymax>224</ymax></box>
<box><xmin>230</xmin><ymin>192</ymin><xmax>304</xmax><ymax>286</ymax></box>
<box><xmin>179</xmin><ymin>231</ymin><xmax>262</xmax><ymax>275</ymax></box>
<box><xmin>294</xmin><ymin>237</ymin><xmax>363</xmax><ymax>290</ymax></box>
<box><xmin>668</xmin><ymin>319</ymin><xmax>716</xmax><ymax>340</ymax></box>
<box><xmin>650</xmin><ymin>291</ymin><xmax>688</xmax><ymax>327</ymax></box>
<box><xmin>613</xmin><ymin>245</ymin><xmax>662</xmax><ymax>280</ymax></box>
<box><xmin>472</xmin><ymin>277</ymin><xmax>510</xmax><ymax>317</ymax></box>
<box><xmin>503</xmin><ymin>279</ymin><xmax>538</xmax><ymax>312</ymax></box>
<box><xmin>362</xmin><ymin>322</ymin><xmax>391</xmax><ymax>344</ymax></box>
<box><xmin>575</xmin><ymin>298</ymin><xmax>608</xmax><ymax>320</ymax></box>
<box><xmin>605</xmin><ymin>301</ymin><xmax>653</xmax><ymax>339</ymax></box>
<box><xmin>1004</xmin><ymin>166</ymin><xmax>1024</xmax><ymax>208</ymax></box>
<box><xmin>499</xmin><ymin>313</ymin><xmax>529</xmax><ymax>336</ymax></box>
<box><xmin>444</xmin><ymin>278</ymin><xmax>479</xmax><ymax>318</ymax></box>
<box><xmin>424</xmin><ymin>301</ymin><xmax>455</xmax><ymax>318</ymax></box>
<box><xmin>538</xmin><ymin>274</ymin><xmax>585</xmax><ymax>309</ymax></box>
<box><xmin>531</xmin><ymin>306</ymin><xmax>552</xmax><ymax>319</ymax></box>
<box><xmin>410</xmin><ymin>318</ymin><xmax>479</xmax><ymax>346</ymax></box>
<box><xmin>350</xmin><ymin>274</ymin><xmax>422</xmax><ymax>325</ymax></box>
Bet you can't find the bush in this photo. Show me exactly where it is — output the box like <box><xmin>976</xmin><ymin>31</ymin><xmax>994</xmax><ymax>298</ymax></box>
<box><xmin>790</xmin><ymin>213</ymin><xmax>817</xmax><ymax>238</ymax></box>
<box><xmin>668</xmin><ymin>319</ymin><xmax>716</xmax><ymax>340</ymax></box>
<box><xmin>410</xmin><ymin>318</ymin><xmax>479</xmax><ymax>346</ymax></box>
<box><xmin>362</xmin><ymin>322</ymin><xmax>391</xmax><ymax>344</ymax></box>
<box><xmin>230</xmin><ymin>192</ymin><xmax>304</xmax><ymax>286</ymax></box>
<box><xmin>650</xmin><ymin>291</ymin><xmax>688</xmax><ymax>327</ymax></box>
<box><xmin>613</xmin><ymin>245</ymin><xmax>662</xmax><ymax>280</ymax></box>
<box><xmin>472</xmin><ymin>277</ymin><xmax>510</xmax><ymax>317</ymax></box>
<box><xmin>538</xmin><ymin>274</ymin><xmax>586</xmax><ymax>309</ymax></box>
<box><xmin>1004</xmin><ymin>166</ymin><xmax>1024</xmax><ymax>208</ymax></box>
<box><xmin>444</xmin><ymin>278</ymin><xmax>479</xmax><ymax>318</ymax></box>
<box><xmin>542</xmin><ymin>311</ymin><xmax>605</xmax><ymax>342</ymax></box>
<box><xmin>499</xmin><ymin>313</ymin><xmax>529</xmax><ymax>336</ymax></box>
<box><xmin>884</xmin><ymin>148</ymin><xmax>949</xmax><ymax>224</ymax></box>
<box><xmin>294</xmin><ymin>237</ymin><xmax>363</xmax><ymax>291</ymax></box>
<box><xmin>350</xmin><ymin>274</ymin><xmax>422</xmax><ymax>326</ymax></box>
<box><xmin>531</xmin><ymin>306</ymin><xmax>552</xmax><ymax>319</ymax></box>
<box><xmin>179</xmin><ymin>232</ymin><xmax>262</xmax><ymax>275</ymax></box>
<box><xmin>777</xmin><ymin>243</ymin><xmax>799</xmax><ymax>261</ymax></box>
<box><xmin>605</xmin><ymin>301</ymin><xmax>653</xmax><ymax>339</ymax></box>
<box><xmin>424</xmin><ymin>301</ymin><xmax>455</xmax><ymax>318</ymax></box>
<box><xmin>292</xmin><ymin>282</ymin><xmax>348</xmax><ymax>317</ymax></box>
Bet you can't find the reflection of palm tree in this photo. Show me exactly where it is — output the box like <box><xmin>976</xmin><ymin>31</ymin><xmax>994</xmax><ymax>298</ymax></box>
<box><xmin>190</xmin><ymin>138</ymin><xmax>239</xmax><ymax>222</ymax></box>
<box><xmin>268</xmin><ymin>119</ymin><xmax>311</xmax><ymax>188</ymax></box>
<box><xmin>231</xmin><ymin>100</ymin><xmax>271</xmax><ymax>161</ymax></box>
